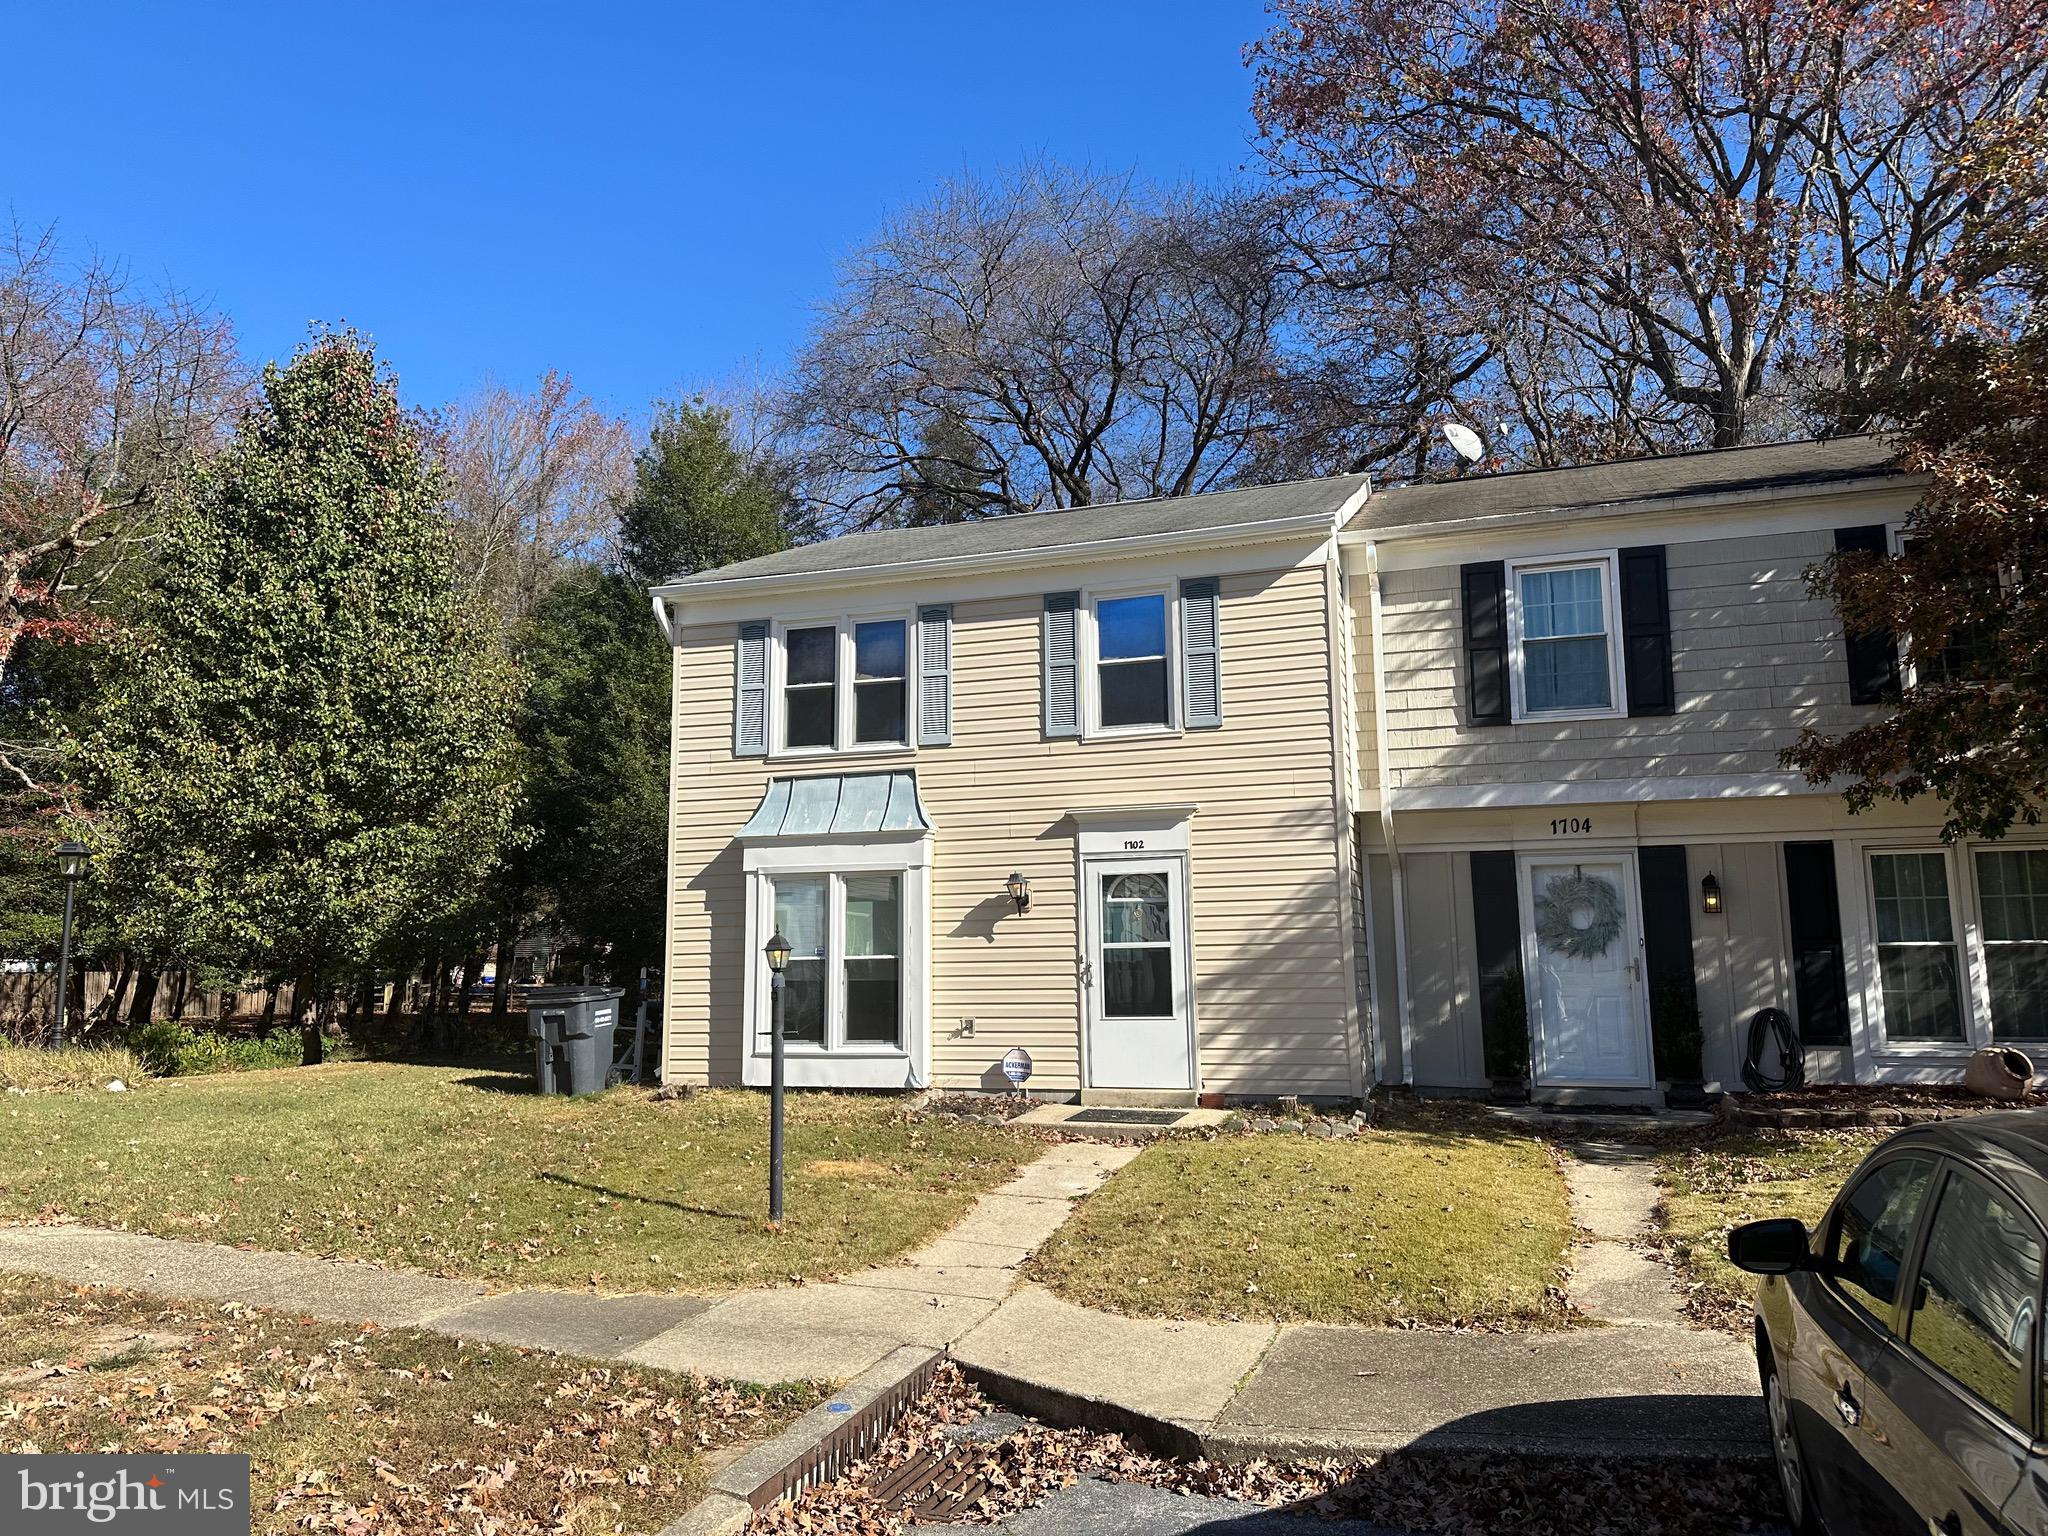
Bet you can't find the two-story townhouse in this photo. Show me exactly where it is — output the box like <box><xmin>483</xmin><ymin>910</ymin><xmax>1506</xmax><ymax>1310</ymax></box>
<box><xmin>648</xmin><ymin>477</ymin><xmax>1373</xmax><ymax>1102</ymax></box>
<box><xmin>1343</xmin><ymin>434</ymin><xmax>2040</xmax><ymax>1101</ymax></box>
<box><xmin>653</xmin><ymin>434</ymin><xmax>2036</xmax><ymax>1105</ymax></box>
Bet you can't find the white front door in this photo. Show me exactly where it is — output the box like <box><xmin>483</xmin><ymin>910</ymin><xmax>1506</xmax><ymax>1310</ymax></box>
<box><xmin>1082</xmin><ymin>856</ymin><xmax>1194</xmax><ymax>1090</ymax></box>
<box><xmin>1522</xmin><ymin>854</ymin><xmax>1652</xmax><ymax>1088</ymax></box>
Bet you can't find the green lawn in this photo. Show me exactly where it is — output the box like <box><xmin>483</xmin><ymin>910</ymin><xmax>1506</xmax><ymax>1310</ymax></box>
<box><xmin>0</xmin><ymin>1062</ymin><xmax>1028</xmax><ymax>1291</ymax></box>
<box><xmin>0</xmin><ymin>1270</ymin><xmax>815</xmax><ymax>1535</ymax></box>
<box><xmin>1656</xmin><ymin>1129</ymin><xmax>1884</xmax><ymax>1325</ymax></box>
<box><xmin>1028</xmin><ymin>1116</ymin><xmax>1576</xmax><ymax>1328</ymax></box>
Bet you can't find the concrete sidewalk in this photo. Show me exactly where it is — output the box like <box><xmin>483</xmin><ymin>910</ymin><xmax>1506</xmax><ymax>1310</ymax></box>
<box><xmin>0</xmin><ymin>1137</ymin><xmax>1765</xmax><ymax>1462</ymax></box>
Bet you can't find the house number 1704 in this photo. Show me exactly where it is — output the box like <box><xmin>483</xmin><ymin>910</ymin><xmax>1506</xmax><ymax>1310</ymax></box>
<box><xmin>1549</xmin><ymin>817</ymin><xmax>1593</xmax><ymax>835</ymax></box>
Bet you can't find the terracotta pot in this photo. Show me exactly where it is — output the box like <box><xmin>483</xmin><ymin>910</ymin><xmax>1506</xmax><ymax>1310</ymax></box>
<box><xmin>1964</xmin><ymin>1045</ymin><xmax>2035</xmax><ymax>1102</ymax></box>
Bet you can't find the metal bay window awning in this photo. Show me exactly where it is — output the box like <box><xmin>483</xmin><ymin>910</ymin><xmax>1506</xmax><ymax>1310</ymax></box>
<box><xmin>737</xmin><ymin>773</ymin><xmax>933</xmax><ymax>840</ymax></box>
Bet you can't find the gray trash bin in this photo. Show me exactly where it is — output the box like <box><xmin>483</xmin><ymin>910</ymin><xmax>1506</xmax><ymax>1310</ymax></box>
<box><xmin>525</xmin><ymin>985</ymin><xmax>624</xmax><ymax>1095</ymax></box>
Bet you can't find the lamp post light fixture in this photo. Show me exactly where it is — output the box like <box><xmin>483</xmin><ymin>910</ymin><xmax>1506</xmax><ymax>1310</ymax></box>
<box><xmin>1700</xmin><ymin>871</ymin><xmax>1724</xmax><ymax>916</ymax></box>
<box><xmin>763</xmin><ymin>930</ymin><xmax>792</xmax><ymax>1224</ymax></box>
<box><xmin>1005</xmin><ymin>871</ymin><xmax>1032</xmax><ymax>915</ymax></box>
<box><xmin>50</xmin><ymin>841</ymin><xmax>91</xmax><ymax>1049</ymax></box>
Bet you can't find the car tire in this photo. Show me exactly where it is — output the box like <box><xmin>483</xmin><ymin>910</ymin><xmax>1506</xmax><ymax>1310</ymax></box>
<box><xmin>1762</xmin><ymin>1347</ymin><xmax>1822</xmax><ymax>1535</ymax></box>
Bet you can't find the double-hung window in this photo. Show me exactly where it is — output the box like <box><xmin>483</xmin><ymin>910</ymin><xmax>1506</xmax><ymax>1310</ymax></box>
<box><xmin>1869</xmin><ymin>851</ymin><xmax>1965</xmax><ymax>1042</ymax></box>
<box><xmin>1506</xmin><ymin>555</ymin><xmax>1624</xmax><ymax>720</ymax></box>
<box><xmin>1090</xmin><ymin>591</ymin><xmax>1173</xmax><ymax>733</ymax></box>
<box><xmin>765</xmin><ymin>871</ymin><xmax>904</xmax><ymax>1051</ymax></box>
<box><xmin>775</xmin><ymin>616</ymin><xmax>911</xmax><ymax>754</ymax></box>
<box><xmin>1975</xmin><ymin>850</ymin><xmax>2048</xmax><ymax>1040</ymax></box>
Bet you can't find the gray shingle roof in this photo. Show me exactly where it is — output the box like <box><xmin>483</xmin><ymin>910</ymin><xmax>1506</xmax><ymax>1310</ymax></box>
<box><xmin>660</xmin><ymin>472</ymin><xmax>1370</xmax><ymax>589</ymax></box>
<box><xmin>1348</xmin><ymin>434</ymin><xmax>1901</xmax><ymax>535</ymax></box>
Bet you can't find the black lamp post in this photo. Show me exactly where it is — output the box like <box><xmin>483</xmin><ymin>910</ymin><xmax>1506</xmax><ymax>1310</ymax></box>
<box><xmin>51</xmin><ymin>841</ymin><xmax>90</xmax><ymax>1048</ymax></box>
<box><xmin>763</xmin><ymin>929</ymin><xmax>792</xmax><ymax>1223</ymax></box>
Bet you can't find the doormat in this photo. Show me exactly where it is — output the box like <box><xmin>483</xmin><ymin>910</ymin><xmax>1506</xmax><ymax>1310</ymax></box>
<box><xmin>1065</xmin><ymin>1108</ymin><xmax>1186</xmax><ymax>1126</ymax></box>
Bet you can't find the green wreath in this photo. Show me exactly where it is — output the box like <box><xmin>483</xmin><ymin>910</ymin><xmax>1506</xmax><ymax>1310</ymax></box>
<box><xmin>1533</xmin><ymin>870</ymin><xmax>1623</xmax><ymax>961</ymax></box>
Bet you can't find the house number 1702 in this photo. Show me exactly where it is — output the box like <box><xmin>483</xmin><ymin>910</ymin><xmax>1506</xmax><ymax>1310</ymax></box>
<box><xmin>1549</xmin><ymin>817</ymin><xmax>1593</xmax><ymax>835</ymax></box>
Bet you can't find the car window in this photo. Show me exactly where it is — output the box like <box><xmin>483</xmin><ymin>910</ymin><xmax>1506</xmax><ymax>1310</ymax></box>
<box><xmin>1905</xmin><ymin>1171</ymin><xmax>2043</xmax><ymax>1427</ymax></box>
<box><xmin>1829</xmin><ymin>1155</ymin><xmax>1937</xmax><ymax>1325</ymax></box>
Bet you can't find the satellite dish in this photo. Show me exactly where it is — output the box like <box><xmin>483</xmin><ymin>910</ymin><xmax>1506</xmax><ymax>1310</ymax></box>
<box><xmin>1441</xmin><ymin>422</ymin><xmax>1485</xmax><ymax>463</ymax></box>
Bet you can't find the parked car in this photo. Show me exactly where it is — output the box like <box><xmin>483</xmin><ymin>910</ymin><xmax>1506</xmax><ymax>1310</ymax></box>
<box><xmin>1731</xmin><ymin>1111</ymin><xmax>2048</xmax><ymax>1535</ymax></box>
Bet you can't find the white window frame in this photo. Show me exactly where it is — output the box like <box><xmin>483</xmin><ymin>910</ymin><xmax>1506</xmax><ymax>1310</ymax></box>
<box><xmin>1961</xmin><ymin>842</ymin><xmax>2048</xmax><ymax>1047</ymax></box>
<box><xmin>1082</xmin><ymin>583</ymin><xmax>1180</xmax><ymax>740</ymax></box>
<box><xmin>769</xmin><ymin>610</ymin><xmax>919</xmax><ymax>760</ymax></box>
<box><xmin>741</xmin><ymin>837</ymin><xmax>931</xmax><ymax>1089</ymax></box>
<box><xmin>1504</xmin><ymin>551</ymin><xmax>1627</xmax><ymax>723</ymax></box>
<box><xmin>1862</xmin><ymin>845</ymin><xmax>1972</xmax><ymax>1053</ymax></box>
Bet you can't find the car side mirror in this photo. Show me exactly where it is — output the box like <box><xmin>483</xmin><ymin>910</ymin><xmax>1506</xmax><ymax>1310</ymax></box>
<box><xmin>1729</xmin><ymin>1217</ymin><xmax>1813</xmax><ymax>1275</ymax></box>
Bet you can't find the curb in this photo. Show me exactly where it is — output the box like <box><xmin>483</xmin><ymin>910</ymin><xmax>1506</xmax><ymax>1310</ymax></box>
<box><xmin>950</xmin><ymin>1357</ymin><xmax>1207</xmax><ymax>1462</ymax></box>
<box><xmin>659</xmin><ymin>1345</ymin><xmax>940</xmax><ymax>1536</ymax></box>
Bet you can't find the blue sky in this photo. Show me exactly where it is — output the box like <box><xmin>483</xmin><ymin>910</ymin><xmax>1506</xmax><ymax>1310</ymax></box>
<box><xmin>6</xmin><ymin>1</ymin><xmax>1272</xmax><ymax>418</ymax></box>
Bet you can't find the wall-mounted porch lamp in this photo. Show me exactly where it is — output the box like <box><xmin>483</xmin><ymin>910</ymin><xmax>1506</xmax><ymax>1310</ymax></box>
<box><xmin>1005</xmin><ymin>871</ymin><xmax>1032</xmax><ymax>915</ymax></box>
<box><xmin>1700</xmin><ymin>871</ymin><xmax>1724</xmax><ymax>915</ymax></box>
<box><xmin>763</xmin><ymin>930</ymin><xmax>791</xmax><ymax>1223</ymax></box>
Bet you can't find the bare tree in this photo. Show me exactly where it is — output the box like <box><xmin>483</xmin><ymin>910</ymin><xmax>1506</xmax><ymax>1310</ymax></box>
<box><xmin>1253</xmin><ymin>0</ymin><xmax>2048</xmax><ymax>469</ymax></box>
<box><xmin>781</xmin><ymin>164</ymin><xmax>1319</xmax><ymax>528</ymax></box>
<box><xmin>439</xmin><ymin>371</ymin><xmax>632</xmax><ymax>624</ymax></box>
<box><xmin>0</xmin><ymin>220</ymin><xmax>243</xmax><ymax>789</ymax></box>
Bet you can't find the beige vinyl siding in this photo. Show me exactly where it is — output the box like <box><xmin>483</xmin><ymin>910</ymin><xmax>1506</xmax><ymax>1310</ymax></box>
<box><xmin>1358</xmin><ymin>529</ymin><xmax>1874</xmax><ymax>793</ymax></box>
<box><xmin>664</xmin><ymin>558</ymin><xmax>1360</xmax><ymax>1097</ymax></box>
<box><xmin>1398</xmin><ymin>851</ymin><xmax>1487</xmax><ymax>1090</ymax></box>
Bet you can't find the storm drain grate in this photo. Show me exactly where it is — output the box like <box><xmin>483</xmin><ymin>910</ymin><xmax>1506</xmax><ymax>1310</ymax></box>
<box><xmin>1064</xmin><ymin>1108</ymin><xmax>1186</xmax><ymax>1126</ymax></box>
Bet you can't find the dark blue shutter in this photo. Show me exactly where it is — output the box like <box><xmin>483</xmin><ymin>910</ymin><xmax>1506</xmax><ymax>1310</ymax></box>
<box><xmin>1469</xmin><ymin>850</ymin><xmax>1525</xmax><ymax>1082</ymax></box>
<box><xmin>916</xmin><ymin>605</ymin><xmax>952</xmax><ymax>746</ymax></box>
<box><xmin>1638</xmin><ymin>845</ymin><xmax>1700</xmax><ymax>1079</ymax></box>
<box><xmin>1619</xmin><ymin>546</ymin><xmax>1675</xmax><ymax>717</ymax></box>
<box><xmin>1461</xmin><ymin>562</ymin><xmax>1509</xmax><ymax>725</ymax></box>
<box><xmin>1180</xmin><ymin>578</ymin><xmax>1222</xmax><ymax>729</ymax></box>
<box><xmin>1834</xmin><ymin>526</ymin><xmax>1899</xmax><ymax>704</ymax></box>
<box><xmin>734</xmin><ymin>621</ymin><xmax>769</xmax><ymax>757</ymax></box>
<box><xmin>1784</xmin><ymin>842</ymin><xmax>1850</xmax><ymax>1046</ymax></box>
<box><xmin>1043</xmin><ymin>592</ymin><xmax>1080</xmax><ymax>738</ymax></box>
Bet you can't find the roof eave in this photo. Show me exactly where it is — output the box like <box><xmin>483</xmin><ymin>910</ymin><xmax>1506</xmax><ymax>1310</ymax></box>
<box><xmin>654</xmin><ymin>500</ymin><xmax>1358</xmax><ymax>614</ymax></box>
<box><xmin>1336</xmin><ymin>470</ymin><xmax>1923</xmax><ymax>545</ymax></box>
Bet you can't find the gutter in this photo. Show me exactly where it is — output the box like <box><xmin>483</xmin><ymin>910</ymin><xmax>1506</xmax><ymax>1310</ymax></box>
<box><xmin>1334</xmin><ymin>470</ymin><xmax>1923</xmax><ymax>547</ymax></box>
<box><xmin>1364</xmin><ymin>540</ymin><xmax>1414</xmax><ymax>1086</ymax></box>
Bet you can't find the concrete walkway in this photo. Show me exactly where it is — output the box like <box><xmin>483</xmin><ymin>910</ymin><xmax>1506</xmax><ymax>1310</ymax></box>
<box><xmin>0</xmin><ymin>1137</ymin><xmax>1766</xmax><ymax>1462</ymax></box>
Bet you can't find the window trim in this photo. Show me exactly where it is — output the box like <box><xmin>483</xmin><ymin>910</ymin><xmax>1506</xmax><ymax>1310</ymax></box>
<box><xmin>1504</xmin><ymin>550</ymin><xmax>1628</xmax><ymax>723</ymax></box>
<box><xmin>1964</xmin><ymin>844</ymin><xmax>2048</xmax><ymax>1046</ymax></box>
<box><xmin>1865</xmin><ymin>845</ymin><xmax>1970</xmax><ymax>1051</ymax></box>
<box><xmin>741</xmin><ymin>838</ymin><xmax>931</xmax><ymax>1089</ymax></box>
<box><xmin>768</xmin><ymin>610</ymin><xmax>920</xmax><ymax>760</ymax></box>
<box><xmin>1081</xmin><ymin>583</ymin><xmax>1181</xmax><ymax>740</ymax></box>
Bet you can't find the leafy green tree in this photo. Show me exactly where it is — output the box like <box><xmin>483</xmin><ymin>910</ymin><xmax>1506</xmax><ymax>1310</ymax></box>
<box><xmin>615</xmin><ymin>398</ymin><xmax>788</xmax><ymax>588</ymax></box>
<box><xmin>80</xmin><ymin>332</ymin><xmax>518</xmax><ymax>1062</ymax></box>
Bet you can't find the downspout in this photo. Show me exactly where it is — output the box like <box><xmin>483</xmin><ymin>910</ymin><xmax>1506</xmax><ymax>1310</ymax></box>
<box><xmin>1365</xmin><ymin>541</ymin><xmax>1415</xmax><ymax>1085</ymax></box>
<box><xmin>1323</xmin><ymin>540</ymin><xmax>1368</xmax><ymax>1098</ymax></box>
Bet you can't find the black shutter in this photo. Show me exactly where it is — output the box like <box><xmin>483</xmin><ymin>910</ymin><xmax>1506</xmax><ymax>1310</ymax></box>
<box><xmin>1834</xmin><ymin>526</ymin><xmax>1900</xmax><ymax>704</ymax></box>
<box><xmin>1469</xmin><ymin>850</ymin><xmax>1526</xmax><ymax>1081</ymax></box>
<box><xmin>1638</xmin><ymin>845</ymin><xmax>1702</xmax><ymax>1080</ymax></box>
<box><xmin>1784</xmin><ymin>842</ymin><xmax>1850</xmax><ymax>1046</ymax></box>
<box><xmin>1461</xmin><ymin>562</ymin><xmax>1509</xmax><ymax>725</ymax></box>
<box><xmin>1619</xmin><ymin>545</ymin><xmax>1675</xmax><ymax>717</ymax></box>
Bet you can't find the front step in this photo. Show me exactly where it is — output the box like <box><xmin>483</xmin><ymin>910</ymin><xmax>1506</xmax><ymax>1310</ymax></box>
<box><xmin>1078</xmin><ymin>1087</ymin><xmax>1199</xmax><ymax>1109</ymax></box>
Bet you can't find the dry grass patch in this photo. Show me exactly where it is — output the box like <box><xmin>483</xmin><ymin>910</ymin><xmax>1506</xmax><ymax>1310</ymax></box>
<box><xmin>0</xmin><ymin>1062</ymin><xmax>1029</xmax><ymax>1292</ymax></box>
<box><xmin>1029</xmin><ymin>1112</ymin><xmax>1575</xmax><ymax>1328</ymax></box>
<box><xmin>0</xmin><ymin>1271</ymin><xmax>814</xmax><ymax>1535</ymax></box>
<box><xmin>0</xmin><ymin>1042</ymin><xmax>146</xmax><ymax>1093</ymax></box>
<box><xmin>1656</xmin><ymin>1128</ymin><xmax>1884</xmax><ymax>1328</ymax></box>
